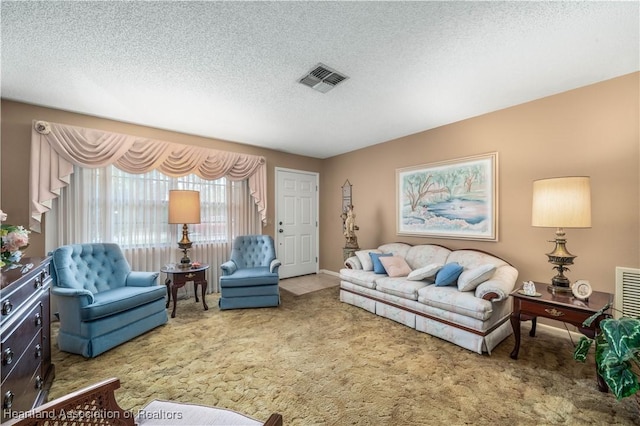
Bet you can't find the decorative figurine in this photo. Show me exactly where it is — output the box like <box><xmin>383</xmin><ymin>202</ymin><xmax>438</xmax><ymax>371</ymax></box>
<box><xmin>523</xmin><ymin>281</ymin><xmax>536</xmax><ymax>296</ymax></box>
<box><xmin>343</xmin><ymin>206</ymin><xmax>359</xmax><ymax>249</ymax></box>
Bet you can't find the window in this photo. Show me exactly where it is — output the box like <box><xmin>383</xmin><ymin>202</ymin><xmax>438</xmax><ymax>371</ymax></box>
<box><xmin>48</xmin><ymin>165</ymin><xmax>260</xmax><ymax>293</ymax></box>
<box><xmin>76</xmin><ymin>166</ymin><xmax>254</xmax><ymax>248</ymax></box>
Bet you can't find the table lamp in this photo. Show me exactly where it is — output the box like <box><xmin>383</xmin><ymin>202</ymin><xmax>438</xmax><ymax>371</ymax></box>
<box><xmin>168</xmin><ymin>190</ymin><xmax>201</xmax><ymax>268</ymax></box>
<box><xmin>531</xmin><ymin>176</ymin><xmax>591</xmax><ymax>293</ymax></box>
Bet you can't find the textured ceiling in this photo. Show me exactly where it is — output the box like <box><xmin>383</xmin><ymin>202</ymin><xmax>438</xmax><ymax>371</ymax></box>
<box><xmin>2</xmin><ymin>1</ymin><xmax>638</xmax><ymax>159</ymax></box>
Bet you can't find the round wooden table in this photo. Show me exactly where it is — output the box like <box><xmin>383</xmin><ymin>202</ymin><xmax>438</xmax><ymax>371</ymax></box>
<box><xmin>161</xmin><ymin>264</ymin><xmax>210</xmax><ymax>318</ymax></box>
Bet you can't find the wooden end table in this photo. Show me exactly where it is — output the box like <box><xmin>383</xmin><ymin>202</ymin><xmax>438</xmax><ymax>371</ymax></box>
<box><xmin>161</xmin><ymin>264</ymin><xmax>210</xmax><ymax>318</ymax></box>
<box><xmin>510</xmin><ymin>281</ymin><xmax>613</xmax><ymax>392</ymax></box>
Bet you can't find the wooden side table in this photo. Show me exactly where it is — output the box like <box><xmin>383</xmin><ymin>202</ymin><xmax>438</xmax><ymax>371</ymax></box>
<box><xmin>510</xmin><ymin>281</ymin><xmax>613</xmax><ymax>391</ymax></box>
<box><xmin>161</xmin><ymin>264</ymin><xmax>210</xmax><ymax>318</ymax></box>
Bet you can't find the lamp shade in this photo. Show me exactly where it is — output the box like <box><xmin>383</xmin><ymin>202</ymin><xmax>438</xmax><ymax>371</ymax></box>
<box><xmin>168</xmin><ymin>190</ymin><xmax>201</xmax><ymax>224</ymax></box>
<box><xmin>531</xmin><ymin>176</ymin><xmax>591</xmax><ymax>228</ymax></box>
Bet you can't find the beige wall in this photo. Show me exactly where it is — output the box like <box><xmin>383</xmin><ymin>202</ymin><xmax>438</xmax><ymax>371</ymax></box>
<box><xmin>2</xmin><ymin>72</ymin><xmax>639</xmax><ymax>297</ymax></box>
<box><xmin>320</xmin><ymin>72</ymin><xmax>640</xmax><ymax>295</ymax></box>
<box><xmin>0</xmin><ymin>100</ymin><xmax>323</xmax><ymax>257</ymax></box>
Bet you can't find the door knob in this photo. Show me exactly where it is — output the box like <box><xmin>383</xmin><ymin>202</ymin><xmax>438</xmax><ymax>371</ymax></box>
<box><xmin>1</xmin><ymin>300</ymin><xmax>12</xmax><ymax>316</ymax></box>
<box><xmin>3</xmin><ymin>391</ymin><xmax>14</xmax><ymax>409</ymax></box>
<box><xmin>2</xmin><ymin>348</ymin><xmax>13</xmax><ymax>365</ymax></box>
<box><xmin>279</xmin><ymin>229</ymin><xmax>283</xmax><ymax>233</ymax></box>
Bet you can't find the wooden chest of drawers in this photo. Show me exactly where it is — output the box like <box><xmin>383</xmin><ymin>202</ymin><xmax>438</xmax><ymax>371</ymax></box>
<box><xmin>1</xmin><ymin>257</ymin><xmax>55</xmax><ymax>422</ymax></box>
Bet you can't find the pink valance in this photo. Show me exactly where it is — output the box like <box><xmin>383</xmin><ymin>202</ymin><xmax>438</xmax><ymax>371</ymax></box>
<box><xmin>30</xmin><ymin>120</ymin><xmax>267</xmax><ymax>232</ymax></box>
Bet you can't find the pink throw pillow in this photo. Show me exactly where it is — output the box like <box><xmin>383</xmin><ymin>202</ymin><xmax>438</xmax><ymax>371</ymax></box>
<box><xmin>379</xmin><ymin>256</ymin><xmax>412</xmax><ymax>277</ymax></box>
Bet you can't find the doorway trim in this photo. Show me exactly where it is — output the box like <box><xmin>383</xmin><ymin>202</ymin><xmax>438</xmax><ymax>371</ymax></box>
<box><xmin>274</xmin><ymin>167</ymin><xmax>320</xmax><ymax>278</ymax></box>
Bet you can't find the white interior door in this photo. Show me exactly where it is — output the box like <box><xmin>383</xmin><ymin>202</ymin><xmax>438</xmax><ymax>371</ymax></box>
<box><xmin>275</xmin><ymin>168</ymin><xmax>318</xmax><ymax>278</ymax></box>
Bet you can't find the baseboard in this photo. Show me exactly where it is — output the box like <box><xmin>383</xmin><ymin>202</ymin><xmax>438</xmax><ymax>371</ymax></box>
<box><xmin>319</xmin><ymin>269</ymin><xmax>339</xmax><ymax>277</ymax></box>
<box><xmin>531</xmin><ymin>322</ymin><xmax>585</xmax><ymax>341</ymax></box>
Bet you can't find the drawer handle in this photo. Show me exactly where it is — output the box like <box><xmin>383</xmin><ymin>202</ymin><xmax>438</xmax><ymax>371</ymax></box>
<box><xmin>35</xmin><ymin>375</ymin><xmax>43</xmax><ymax>389</ymax></box>
<box><xmin>34</xmin><ymin>276</ymin><xmax>42</xmax><ymax>288</ymax></box>
<box><xmin>186</xmin><ymin>273</ymin><xmax>195</xmax><ymax>279</ymax></box>
<box><xmin>2</xmin><ymin>348</ymin><xmax>14</xmax><ymax>365</ymax></box>
<box><xmin>3</xmin><ymin>391</ymin><xmax>14</xmax><ymax>409</ymax></box>
<box><xmin>35</xmin><ymin>344</ymin><xmax>42</xmax><ymax>359</ymax></box>
<box><xmin>34</xmin><ymin>313</ymin><xmax>43</xmax><ymax>326</ymax></box>
<box><xmin>1</xmin><ymin>300</ymin><xmax>12</xmax><ymax>316</ymax></box>
<box><xmin>544</xmin><ymin>308</ymin><xmax>565</xmax><ymax>317</ymax></box>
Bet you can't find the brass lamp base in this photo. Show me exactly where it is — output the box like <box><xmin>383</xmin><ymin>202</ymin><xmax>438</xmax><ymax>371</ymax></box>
<box><xmin>545</xmin><ymin>227</ymin><xmax>576</xmax><ymax>294</ymax></box>
<box><xmin>177</xmin><ymin>244</ymin><xmax>192</xmax><ymax>268</ymax></box>
<box><xmin>548</xmin><ymin>280</ymin><xmax>573</xmax><ymax>294</ymax></box>
<box><xmin>177</xmin><ymin>223</ymin><xmax>193</xmax><ymax>268</ymax></box>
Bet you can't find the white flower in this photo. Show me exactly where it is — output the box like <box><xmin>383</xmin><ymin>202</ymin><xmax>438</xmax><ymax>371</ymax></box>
<box><xmin>0</xmin><ymin>210</ymin><xmax>6</xmax><ymax>222</ymax></box>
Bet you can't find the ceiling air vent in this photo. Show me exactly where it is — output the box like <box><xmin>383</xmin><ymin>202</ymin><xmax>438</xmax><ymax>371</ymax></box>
<box><xmin>299</xmin><ymin>63</ymin><xmax>348</xmax><ymax>93</ymax></box>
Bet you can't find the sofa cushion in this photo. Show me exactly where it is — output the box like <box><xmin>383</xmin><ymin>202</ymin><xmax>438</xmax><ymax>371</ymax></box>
<box><xmin>435</xmin><ymin>262</ymin><xmax>463</xmax><ymax>286</ymax></box>
<box><xmin>219</xmin><ymin>267</ymin><xmax>279</xmax><ymax>287</ymax></box>
<box><xmin>405</xmin><ymin>245</ymin><xmax>451</xmax><ymax>270</ymax></box>
<box><xmin>417</xmin><ymin>285</ymin><xmax>494</xmax><ymax>321</ymax></box>
<box><xmin>375</xmin><ymin>277</ymin><xmax>428</xmax><ymax>300</ymax></box>
<box><xmin>80</xmin><ymin>285</ymin><xmax>166</xmax><ymax>321</ymax></box>
<box><xmin>446</xmin><ymin>249</ymin><xmax>508</xmax><ymax>270</ymax></box>
<box><xmin>370</xmin><ymin>252</ymin><xmax>393</xmax><ymax>274</ymax></box>
<box><xmin>52</xmin><ymin>243</ymin><xmax>132</xmax><ymax>293</ymax></box>
<box><xmin>379</xmin><ymin>256</ymin><xmax>412</xmax><ymax>277</ymax></box>
<box><xmin>339</xmin><ymin>269</ymin><xmax>379</xmax><ymax>289</ymax></box>
<box><xmin>457</xmin><ymin>264</ymin><xmax>497</xmax><ymax>292</ymax></box>
<box><xmin>407</xmin><ymin>263</ymin><xmax>443</xmax><ymax>281</ymax></box>
<box><xmin>377</xmin><ymin>243</ymin><xmax>412</xmax><ymax>258</ymax></box>
<box><xmin>355</xmin><ymin>249</ymin><xmax>381</xmax><ymax>271</ymax></box>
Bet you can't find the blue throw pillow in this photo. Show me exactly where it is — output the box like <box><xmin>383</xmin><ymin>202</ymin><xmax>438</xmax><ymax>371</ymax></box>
<box><xmin>369</xmin><ymin>252</ymin><xmax>393</xmax><ymax>274</ymax></box>
<box><xmin>435</xmin><ymin>262</ymin><xmax>464</xmax><ymax>286</ymax></box>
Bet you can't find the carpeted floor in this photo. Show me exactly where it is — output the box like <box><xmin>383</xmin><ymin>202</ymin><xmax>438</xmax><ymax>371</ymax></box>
<box><xmin>48</xmin><ymin>282</ymin><xmax>639</xmax><ymax>425</ymax></box>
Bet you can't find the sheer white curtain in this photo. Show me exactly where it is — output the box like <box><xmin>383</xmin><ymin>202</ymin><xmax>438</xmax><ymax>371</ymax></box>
<box><xmin>46</xmin><ymin>165</ymin><xmax>260</xmax><ymax>294</ymax></box>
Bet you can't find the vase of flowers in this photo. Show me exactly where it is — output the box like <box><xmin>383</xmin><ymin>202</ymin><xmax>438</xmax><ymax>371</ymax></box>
<box><xmin>0</xmin><ymin>209</ymin><xmax>30</xmax><ymax>269</ymax></box>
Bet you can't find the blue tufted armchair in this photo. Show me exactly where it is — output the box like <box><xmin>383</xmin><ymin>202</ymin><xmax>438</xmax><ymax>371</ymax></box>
<box><xmin>50</xmin><ymin>243</ymin><xmax>167</xmax><ymax>358</ymax></box>
<box><xmin>219</xmin><ymin>235</ymin><xmax>281</xmax><ymax>310</ymax></box>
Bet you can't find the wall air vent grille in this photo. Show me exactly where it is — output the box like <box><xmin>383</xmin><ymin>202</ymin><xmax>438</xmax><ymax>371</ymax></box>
<box><xmin>615</xmin><ymin>267</ymin><xmax>640</xmax><ymax>318</ymax></box>
<box><xmin>299</xmin><ymin>63</ymin><xmax>348</xmax><ymax>93</ymax></box>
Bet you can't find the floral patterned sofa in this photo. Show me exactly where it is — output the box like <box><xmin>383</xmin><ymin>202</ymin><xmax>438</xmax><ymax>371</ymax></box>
<box><xmin>339</xmin><ymin>243</ymin><xmax>518</xmax><ymax>354</ymax></box>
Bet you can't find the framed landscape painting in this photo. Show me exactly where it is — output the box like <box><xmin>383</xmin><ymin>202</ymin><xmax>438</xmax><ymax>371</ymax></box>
<box><xmin>396</xmin><ymin>152</ymin><xmax>498</xmax><ymax>241</ymax></box>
